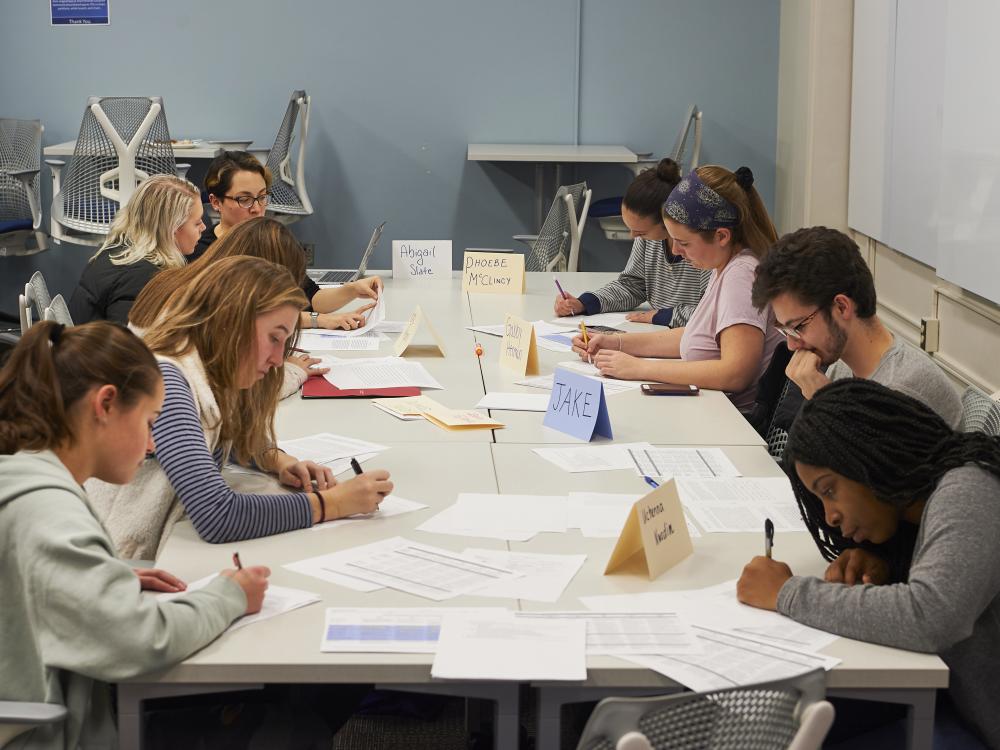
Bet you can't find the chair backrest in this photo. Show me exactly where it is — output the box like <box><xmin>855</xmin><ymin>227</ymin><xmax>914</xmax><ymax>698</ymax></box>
<box><xmin>17</xmin><ymin>293</ymin><xmax>32</xmax><ymax>335</ymax></box>
<box><xmin>526</xmin><ymin>182</ymin><xmax>589</xmax><ymax>272</ymax></box>
<box><xmin>27</xmin><ymin>271</ymin><xmax>51</xmax><ymax>319</ymax></box>
<box><xmin>265</xmin><ymin>89</ymin><xmax>313</xmax><ymax>216</ymax></box>
<box><xmin>960</xmin><ymin>385</ymin><xmax>1000</xmax><ymax>436</ymax></box>
<box><xmin>668</xmin><ymin>105</ymin><xmax>703</xmax><ymax>173</ymax></box>
<box><xmin>0</xmin><ymin>118</ymin><xmax>42</xmax><ymax>229</ymax></box>
<box><xmin>577</xmin><ymin>669</ymin><xmax>833</xmax><ymax>750</ymax></box>
<box><xmin>53</xmin><ymin>96</ymin><xmax>177</xmax><ymax>235</ymax></box>
<box><xmin>42</xmin><ymin>294</ymin><xmax>74</xmax><ymax>326</ymax></box>
<box><xmin>746</xmin><ymin>343</ymin><xmax>793</xmax><ymax>436</ymax></box>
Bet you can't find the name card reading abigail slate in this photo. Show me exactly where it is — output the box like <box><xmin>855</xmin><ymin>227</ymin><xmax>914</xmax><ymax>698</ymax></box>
<box><xmin>393</xmin><ymin>306</ymin><xmax>447</xmax><ymax>357</ymax></box>
<box><xmin>392</xmin><ymin>240</ymin><xmax>452</xmax><ymax>280</ymax></box>
<box><xmin>542</xmin><ymin>367</ymin><xmax>612</xmax><ymax>441</ymax></box>
<box><xmin>462</xmin><ymin>251</ymin><xmax>525</xmax><ymax>294</ymax></box>
<box><xmin>499</xmin><ymin>314</ymin><xmax>539</xmax><ymax>376</ymax></box>
<box><xmin>604</xmin><ymin>480</ymin><xmax>693</xmax><ymax>581</ymax></box>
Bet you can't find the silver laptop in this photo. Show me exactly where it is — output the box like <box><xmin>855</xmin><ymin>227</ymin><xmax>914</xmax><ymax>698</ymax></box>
<box><xmin>317</xmin><ymin>222</ymin><xmax>386</xmax><ymax>283</ymax></box>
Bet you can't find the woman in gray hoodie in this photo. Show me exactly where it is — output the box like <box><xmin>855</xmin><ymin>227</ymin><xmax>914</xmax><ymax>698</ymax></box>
<box><xmin>0</xmin><ymin>320</ymin><xmax>269</xmax><ymax>750</ymax></box>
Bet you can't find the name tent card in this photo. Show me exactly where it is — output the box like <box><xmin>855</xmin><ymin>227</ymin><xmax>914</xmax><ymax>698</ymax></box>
<box><xmin>393</xmin><ymin>306</ymin><xmax>447</xmax><ymax>357</ymax></box>
<box><xmin>542</xmin><ymin>367</ymin><xmax>613</xmax><ymax>442</ymax></box>
<box><xmin>499</xmin><ymin>314</ymin><xmax>539</xmax><ymax>376</ymax></box>
<box><xmin>392</xmin><ymin>240</ymin><xmax>452</xmax><ymax>280</ymax></box>
<box><xmin>462</xmin><ymin>251</ymin><xmax>526</xmax><ymax>294</ymax></box>
<box><xmin>605</xmin><ymin>480</ymin><xmax>694</xmax><ymax>580</ymax></box>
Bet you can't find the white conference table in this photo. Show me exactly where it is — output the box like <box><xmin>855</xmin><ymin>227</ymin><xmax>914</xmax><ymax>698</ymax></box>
<box><xmin>120</xmin><ymin>272</ymin><xmax>945</xmax><ymax>750</ymax></box>
<box><xmin>467</xmin><ymin>143</ymin><xmax>639</xmax><ymax>230</ymax></box>
<box><xmin>43</xmin><ymin>139</ymin><xmax>253</xmax><ymax>160</ymax></box>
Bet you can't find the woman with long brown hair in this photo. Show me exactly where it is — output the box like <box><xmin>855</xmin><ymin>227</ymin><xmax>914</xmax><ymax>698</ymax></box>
<box><xmin>0</xmin><ymin>320</ymin><xmax>268</xmax><ymax>749</ymax></box>
<box><xmin>89</xmin><ymin>256</ymin><xmax>392</xmax><ymax>559</ymax></box>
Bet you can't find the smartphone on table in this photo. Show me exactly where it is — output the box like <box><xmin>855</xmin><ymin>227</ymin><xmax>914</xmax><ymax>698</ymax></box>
<box><xmin>641</xmin><ymin>383</ymin><xmax>700</xmax><ymax>396</ymax></box>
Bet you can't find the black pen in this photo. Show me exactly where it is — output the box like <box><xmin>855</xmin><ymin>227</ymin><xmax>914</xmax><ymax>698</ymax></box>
<box><xmin>350</xmin><ymin>457</ymin><xmax>363</xmax><ymax>475</ymax></box>
<box><xmin>764</xmin><ymin>518</ymin><xmax>774</xmax><ymax>559</ymax></box>
<box><xmin>232</xmin><ymin>552</ymin><xmax>243</xmax><ymax>570</ymax></box>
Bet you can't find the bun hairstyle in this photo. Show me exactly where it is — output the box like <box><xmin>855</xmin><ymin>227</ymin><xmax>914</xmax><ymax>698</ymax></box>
<box><xmin>622</xmin><ymin>158</ymin><xmax>683</xmax><ymax>219</ymax></box>
<box><xmin>0</xmin><ymin>321</ymin><xmax>161</xmax><ymax>454</ymax></box>
<box><xmin>734</xmin><ymin>166</ymin><xmax>755</xmax><ymax>190</ymax></box>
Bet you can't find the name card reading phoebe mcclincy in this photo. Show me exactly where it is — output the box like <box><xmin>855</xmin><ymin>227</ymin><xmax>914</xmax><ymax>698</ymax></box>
<box><xmin>392</xmin><ymin>240</ymin><xmax>452</xmax><ymax>280</ymax></box>
<box><xmin>604</xmin><ymin>480</ymin><xmax>693</xmax><ymax>580</ymax></box>
<box><xmin>542</xmin><ymin>367</ymin><xmax>612</xmax><ymax>441</ymax></box>
<box><xmin>499</xmin><ymin>314</ymin><xmax>539</xmax><ymax>376</ymax></box>
<box><xmin>462</xmin><ymin>251</ymin><xmax>525</xmax><ymax>294</ymax></box>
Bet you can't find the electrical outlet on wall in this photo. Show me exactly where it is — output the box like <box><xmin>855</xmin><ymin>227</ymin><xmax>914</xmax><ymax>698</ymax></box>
<box><xmin>302</xmin><ymin>243</ymin><xmax>315</xmax><ymax>267</ymax></box>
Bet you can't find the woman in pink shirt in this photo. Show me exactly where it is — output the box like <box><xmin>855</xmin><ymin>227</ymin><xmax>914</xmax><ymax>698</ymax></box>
<box><xmin>573</xmin><ymin>165</ymin><xmax>784</xmax><ymax>413</ymax></box>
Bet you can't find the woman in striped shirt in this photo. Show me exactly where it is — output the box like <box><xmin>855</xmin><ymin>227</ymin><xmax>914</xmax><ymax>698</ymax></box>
<box><xmin>89</xmin><ymin>256</ymin><xmax>393</xmax><ymax>559</ymax></box>
<box><xmin>553</xmin><ymin>158</ymin><xmax>709</xmax><ymax>327</ymax></box>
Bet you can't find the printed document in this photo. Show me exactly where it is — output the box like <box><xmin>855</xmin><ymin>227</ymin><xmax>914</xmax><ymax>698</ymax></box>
<box><xmin>276</xmin><ymin>433</ymin><xmax>387</xmax><ymax>465</ymax></box>
<box><xmin>676</xmin><ymin>477</ymin><xmax>805</xmax><ymax>532</ymax></box>
<box><xmin>324</xmin><ymin>358</ymin><xmax>444</xmax><ymax>390</ymax></box>
<box><xmin>629</xmin><ymin>447</ymin><xmax>741</xmax><ymax>479</ymax></box>
<box><xmin>461</xmin><ymin>549</ymin><xmax>586</xmax><ymax>602</ymax></box>
<box><xmin>516</xmin><ymin>611</ymin><xmax>701</xmax><ymax>655</ymax></box>
<box><xmin>320</xmin><ymin>607</ymin><xmax>509</xmax><ymax>653</ymax></box>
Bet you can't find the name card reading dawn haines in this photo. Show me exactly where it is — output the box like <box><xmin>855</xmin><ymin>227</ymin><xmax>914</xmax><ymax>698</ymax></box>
<box><xmin>499</xmin><ymin>314</ymin><xmax>539</xmax><ymax>376</ymax></box>
<box><xmin>542</xmin><ymin>367</ymin><xmax>612</xmax><ymax>442</ymax></box>
<box><xmin>394</xmin><ymin>306</ymin><xmax>447</xmax><ymax>357</ymax></box>
<box><xmin>605</xmin><ymin>480</ymin><xmax>693</xmax><ymax>581</ymax></box>
<box><xmin>392</xmin><ymin>240</ymin><xmax>452</xmax><ymax>280</ymax></box>
<box><xmin>462</xmin><ymin>251</ymin><xmax>525</xmax><ymax>294</ymax></box>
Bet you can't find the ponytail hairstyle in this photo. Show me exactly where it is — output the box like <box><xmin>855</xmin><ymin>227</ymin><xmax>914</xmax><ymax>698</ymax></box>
<box><xmin>0</xmin><ymin>321</ymin><xmax>161</xmax><ymax>454</ymax></box>
<box><xmin>130</xmin><ymin>217</ymin><xmax>307</xmax><ymax>329</ymax></box>
<box><xmin>141</xmin><ymin>255</ymin><xmax>308</xmax><ymax>465</ymax></box>
<box><xmin>93</xmin><ymin>174</ymin><xmax>200</xmax><ymax>269</ymax></box>
<box><xmin>204</xmin><ymin>150</ymin><xmax>272</xmax><ymax>201</ymax></box>
<box><xmin>622</xmin><ymin>158</ymin><xmax>682</xmax><ymax>219</ymax></box>
<box><xmin>785</xmin><ymin>378</ymin><xmax>1000</xmax><ymax>579</ymax></box>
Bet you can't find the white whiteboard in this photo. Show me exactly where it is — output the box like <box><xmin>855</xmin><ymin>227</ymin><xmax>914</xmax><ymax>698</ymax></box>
<box><xmin>847</xmin><ymin>0</ymin><xmax>1000</xmax><ymax>304</ymax></box>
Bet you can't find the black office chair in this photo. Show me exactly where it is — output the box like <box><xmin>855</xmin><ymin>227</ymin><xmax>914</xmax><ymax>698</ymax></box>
<box><xmin>745</xmin><ymin>342</ymin><xmax>792</xmax><ymax>436</ymax></box>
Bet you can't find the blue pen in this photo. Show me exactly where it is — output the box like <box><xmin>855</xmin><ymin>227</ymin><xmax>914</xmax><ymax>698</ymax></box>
<box><xmin>643</xmin><ymin>475</ymin><xmax>660</xmax><ymax>489</ymax></box>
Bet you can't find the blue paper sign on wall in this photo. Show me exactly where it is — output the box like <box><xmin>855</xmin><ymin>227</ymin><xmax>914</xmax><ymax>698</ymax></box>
<box><xmin>51</xmin><ymin>0</ymin><xmax>110</xmax><ymax>25</ymax></box>
<box><xmin>542</xmin><ymin>367</ymin><xmax>613</xmax><ymax>441</ymax></box>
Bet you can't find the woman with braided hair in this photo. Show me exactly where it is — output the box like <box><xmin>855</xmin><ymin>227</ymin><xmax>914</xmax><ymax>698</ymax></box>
<box><xmin>738</xmin><ymin>378</ymin><xmax>1000</xmax><ymax>747</ymax></box>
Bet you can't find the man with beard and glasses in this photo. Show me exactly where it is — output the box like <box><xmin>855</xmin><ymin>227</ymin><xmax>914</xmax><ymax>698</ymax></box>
<box><xmin>751</xmin><ymin>226</ymin><xmax>961</xmax><ymax>427</ymax></box>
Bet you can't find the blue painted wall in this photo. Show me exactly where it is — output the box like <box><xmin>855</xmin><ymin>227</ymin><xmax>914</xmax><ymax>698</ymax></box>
<box><xmin>0</xmin><ymin>0</ymin><xmax>779</xmax><ymax>318</ymax></box>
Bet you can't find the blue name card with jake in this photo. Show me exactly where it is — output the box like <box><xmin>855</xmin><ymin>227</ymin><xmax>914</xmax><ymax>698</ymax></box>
<box><xmin>543</xmin><ymin>367</ymin><xmax>613</xmax><ymax>441</ymax></box>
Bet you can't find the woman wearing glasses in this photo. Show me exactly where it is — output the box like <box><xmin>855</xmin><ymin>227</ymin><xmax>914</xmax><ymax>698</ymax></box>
<box><xmin>196</xmin><ymin>150</ymin><xmax>381</xmax><ymax>331</ymax></box>
<box><xmin>572</xmin><ymin>165</ymin><xmax>784</xmax><ymax>415</ymax></box>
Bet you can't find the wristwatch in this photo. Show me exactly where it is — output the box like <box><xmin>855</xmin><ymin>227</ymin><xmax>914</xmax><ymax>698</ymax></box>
<box><xmin>310</xmin><ymin>311</ymin><xmax>319</xmax><ymax>329</ymax></box>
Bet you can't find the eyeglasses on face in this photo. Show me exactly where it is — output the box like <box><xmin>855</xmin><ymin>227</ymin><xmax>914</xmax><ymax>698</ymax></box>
<box><xmin>775</xmin><ymin>308</ymin><xmax>821</xmax><ymax>340</ymax></box>
<box><xmin>223</xmin><ymin>192</ymin><xmax>271</xmax><ymax>209</ymax></box>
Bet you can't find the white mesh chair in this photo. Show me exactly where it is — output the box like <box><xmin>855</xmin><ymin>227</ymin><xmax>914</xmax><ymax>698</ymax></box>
<box><xmin>0</xmin><ymin>118</ymin><xmax>47</xmax><ymax>256</ymax></box>
<box><xmin>17</xmin><ymin>270</ymin><xmax>52</xmax><ymax>334</ymax></box>
<box><xmin>261</xmin><ymin>89</ymin><xmax>313</xmax><ymax>221</ymax></box>
<box><xmin>960</xmin><ymin>385</ymin><xmax>1000</xmax><ymax>436</ymax></box>
<box><xmin>42</xmin><ymin>294</ymin><xmax>74</xmax><ymax>326</ymax></box>
<box><xmin>515</xmin><ymin>182</ymin><xmax>591</xmax><ymax>272</ymax></box>
<box><xmin>47</xmin><ymin>96</ymin><xmax>179</xmax><ymax>246</ymax></box>
<box><xmin>576</xmin><ymin>669</ymin><xmax>834</xmax><ymax>750</ymax></box>
<box><xmin>0</xmin><ymin>701</ymin><xmax>67</xmax><ymax>748</ymax></box>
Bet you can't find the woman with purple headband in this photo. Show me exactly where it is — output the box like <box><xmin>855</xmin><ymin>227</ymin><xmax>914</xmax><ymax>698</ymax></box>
<box><xmin>572</xmin><ymin>165</ymin><xmax>784</xmax><ymax>415</ymax></box>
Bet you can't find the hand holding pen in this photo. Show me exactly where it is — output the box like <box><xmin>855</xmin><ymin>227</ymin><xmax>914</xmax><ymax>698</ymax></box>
<box><xmin>223</xmin><ymin>551</ymin><xmax>270</xmax><ymax>615</ymax></box>
<box><xmin>553</xmin><ymin>278</ymin><xmax>585</xmax><ymax>316</ymax></box>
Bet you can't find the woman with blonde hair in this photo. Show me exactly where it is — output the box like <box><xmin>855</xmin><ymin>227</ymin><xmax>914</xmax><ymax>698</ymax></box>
<box><xmin>0</xmin><ymin>320</ymin><xmax>269</xmax><ymax>749</ymax></box>
<box><xmin>573</xmin><ymin>165</ymin><xmax>784</xmax><ymax>414</ymax></box>
<box><xmin>89</xmin><ymin>255</ymin><xmax>393</xmax><ymax>559</ymax></box>
<box><xmin>68</xmin><ymin>174</ymin><xmax>204</xmax><ymax>324</ymax></box>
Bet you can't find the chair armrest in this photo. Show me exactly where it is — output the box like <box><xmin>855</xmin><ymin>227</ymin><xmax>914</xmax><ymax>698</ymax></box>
<box><xmin>513</xmin><ymin>234</ymin><xmax>539</xmax><ymax>248</ymax></box>
<box><xmin>45</xmin><ymin>160</ymin><xmax>65</xmax><ymax>196</ymax></box>
<box><xmin>0</xmin><ymin>700</ymin><xmax>67</xmax><ymax>726</ymax></box>
<box><xmin>44</xmin><ymin>160</ymin><xmax>65</xmax><ymax>168</ymax></box>
<box><xmin>3</xmin><ymin>168</ymin><xmax>40</xmax><ymax>180</ymax></box>
<box><xmin>175</xmin><ymin>163</ymin><xmax>191</xmax><ymax>180</ymax></box>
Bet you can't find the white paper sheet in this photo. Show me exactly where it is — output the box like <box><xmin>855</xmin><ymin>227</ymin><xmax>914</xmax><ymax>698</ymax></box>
<box><xmin>374</xmin><ymin>320</ymin><xmax>408</xmax><ymax>334</ymax></box>
<box><xmin>566</xmin><ymin>491</ymin><xmax>701</xmax><ymax>539</ymax></box>
<box><xmin>323</xmin><ymin>358</ymin><xmax>444</xmax><ymax>390</ymax></box>
<box><xmin>629</xmin><ymin>447</ymin><xmax>742</xmax><ymax>479</ymax></box>
<box><xmin>371</xmin><ymin>401</ymin><xmax>424</xmax><ymax>421</ymax></box>
<box><xmin>157</xmin><ymin>575</ymin><xmax>320</xmax><ymax>632</ymax></box>
<box><xmin>533</xmin><ymin>443</ymin><xmax>654</xmax><ymax>473</ymax></box>
<box><xmin>310</xmin><ymin>495</ymin><xmax>428</xmax><ymax>531</ymax></box>
<box><xmin>580</xmin><ymin>580</ymin><xmax>838</xmax><ymax>653</ymax></box>
<box><xmin>432</xmin><ymin>611</ymin><xmax>587</xmax><ymax>681</ymax></box>
<box><xmin>461</xmin><ymin>549</ymin><xmax>586</xmax><ymax>602</ymax></box>
<box><xmin>676</xmin><ymin>477</ymin><xmax>805</xmax><ymax>533</ymax></box>
<box><xmin>549</xmin><ymin>312</ymin><xmax>629</xmax><ymax>328</ymax></box>
<box><xmin>516</xmin><ymin>611</ymin><xmax>701</xmax><ymax>655</ymax></box>
<box><xmin>308</xmin><ymin>293</ymin><xmax>386</xmax><ymax>337</ymax></box>
<box><xmin>515</xmin><ymin>372</ymin><xmax>636</xmax><ymax>396</ymax></box>
<box><xmin>536</xmin><ymin>334</ymin><xmax>574</xmax><ymax>353</ymax></box>
<box><xmin>320</xmin><ymin>607</ymin><xmax>510</xmax><ymax>653</ymax></box>
<box><xmin>276</xmin><ymin>433</ymin><xmax>388</xmax><ymax>465</ymax></box>
<box><xmin>475</xmin><ymin>392</ymin><xmax>551</xmax><ymax>412</ymax></box>
<box><xmin>325</xmin><ymin>452</ymin><xmax>378</xmax><ymax>476</ymax></box>
<box><xmin>417</xmin><ymin>494</ymin><xmax>568</xmax><ymax>541</ymax></box>
<box><xmin>625</xmin><ymin>627</ymin><xmax>840</xmax><ymax>692</ymax></box>
<box><xmin>319</xmin><ymin>536</ymin><xmax>523</xmax><ymax>601</ymax></box>
<box><xmin>284</xmin><ymin>541</ymin><xmax>390</xmax><ymax>593</ymax></box>
<box><xmin>298</xmin><ymin>332</ymin><xmax>381</xmax><ymax>351</ymax></box>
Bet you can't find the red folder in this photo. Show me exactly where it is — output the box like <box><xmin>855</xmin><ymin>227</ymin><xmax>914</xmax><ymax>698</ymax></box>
<box><xmin>301</xmin><ymin>376</ymin><xmax>421</xmax><ymax>399</ymax></box>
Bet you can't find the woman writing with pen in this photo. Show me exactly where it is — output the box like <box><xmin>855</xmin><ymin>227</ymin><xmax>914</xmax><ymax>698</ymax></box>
<box><xmin>89</xmin><ymin>256</ymin><xmax>392</xmax><ymax>560</ymax></box>
<box><xmin>571</xmin><ymin>165</ymin><xmax>783</xmax><ymax>416</ymax></box>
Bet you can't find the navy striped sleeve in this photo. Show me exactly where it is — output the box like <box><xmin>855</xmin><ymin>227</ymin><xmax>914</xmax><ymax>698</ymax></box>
<box><xmin>152</xmin><ymin>362</ymin><xmax>312</xmax><ymax>543</ymax></box>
